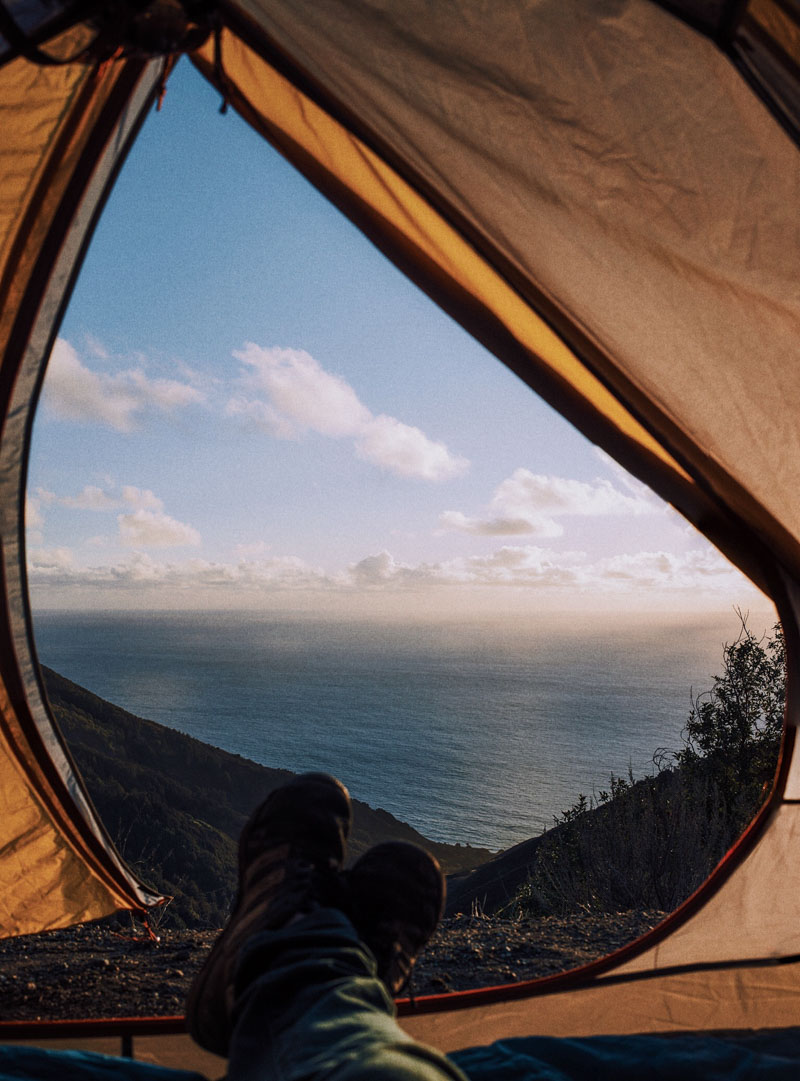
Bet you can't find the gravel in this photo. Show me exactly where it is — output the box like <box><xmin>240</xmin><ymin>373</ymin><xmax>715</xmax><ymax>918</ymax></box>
<box><xmin>0</xmin><ymin>911</ymin><xmax>665</xmax><ymax>1020</ymax></box>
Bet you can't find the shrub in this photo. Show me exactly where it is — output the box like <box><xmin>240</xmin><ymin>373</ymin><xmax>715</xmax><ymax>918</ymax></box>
<box><xmin>511</xmin><ymin>614</ymin><xmax>785</xmax><ymax>918</ymax></box>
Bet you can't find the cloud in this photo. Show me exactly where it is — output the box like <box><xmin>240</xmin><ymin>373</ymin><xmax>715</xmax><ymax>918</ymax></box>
<box><xmin>224</xmin><ymin>396</ymin><xmax>298</xmax><ymax>439</ymax></box>
<box><xmin>26</xmin><ymin>489</ymin><xmax>59</xmax><ymax>544</ymax></box>
<box><xmin>25</xmin><ymin>495</ymin><xmax>45</xmax><ymax>531</ymax></box>
<box><xmin>343</xmin><ymin>540</ymin><xmax>745</xmax><ymax>593</ymax></box>
<box><xmin>118</xmin><ymin>509</ymin><xmax>201</xmax><ymax>549</ymax></box>
<box><xmin>590</xmin><ymin>548</ymin><xmax>738</xmax><ymax>588</ymax></box>
<box><xmin>60</xmin><ymin>485</ymin><xmax>119</xmax><ymax>511</ymax></box>
<box><xmin>48</xmin><ymin>483</ymin><xmax>165</xmax><ymax>513</ymax></box>
<box><xmin>347</xmin><ymin>546</ymin><xmax>582</xmax><ymax>589</ymax></box>
<box><xmin>121</xmin><ymin>487</ymin><xmax>163</xmax><ymax>511</ymax></box>
<box><xmin>491</xmin><ymin>469</ymin><xmax>657</xmax><ymax>519</ymax></box>
<box><xmin>341</xmin><ymin>544</ymin><xmax>747</xmax><ymax>595</ymax></box>
<box><xmin>27</xmin><ymin>541</ymin><xmax>752</xmax><ymax>602</ymax></box>
<box><xmin>234</xmin><ymin>345</ymin><xmax>370</xmax><ymax>437</ymax></box>
<box><xmin>234</xmin><ymin>541</ymin><xmax>271</xmax><ymax>559</ymax></box>
<box><xmin>229</xmin><ymin>344</ymin><xmax>468</xmax><ymax>481</ymax></box>
<box><xmin>26</xmin><ymin>481</ymin><xmax>198</xmax><ymax>550</ymax></box>
<box><xmin>27</xmin><ymin>546</ymin><xmax>75</xmax><ymax>576</ymax></box>
<box><xmin>125</xmin><ymin>369</ymin><xmax>206</xmax><ymax>411</ymax></box>
<box><xmin>84</xmin><ymin>334</ymin><xmax>109</xmax><ymax>360</ymax></box>
<box><xmin>440</xmin><ymin>468</ymin><xmax>659</xmax><ymax>537</ymax></box>
<box><xmin>27</xmin><ymin>550</ymin><xmax>329</xmax><ymax>593</ymax></box>
<box><xmin>355</xmin><ymin>415</ymin><xmax>467</xmax><ymax>481</ymax></box>
<box><xmin>42</xmin><ymin>339</ymin><xmax>204</xmax><ymax>431</ymax></box>
<box><xmin>438</xmin><ymin>510</ymin><xmax>561</xmax><ymax>538</ymax></box>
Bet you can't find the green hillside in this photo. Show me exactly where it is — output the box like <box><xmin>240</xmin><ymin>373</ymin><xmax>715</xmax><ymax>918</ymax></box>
<box><xmin>42</xmin><ymin>667</ymin><xmax>492</xmax><ymax>929</ymax></box>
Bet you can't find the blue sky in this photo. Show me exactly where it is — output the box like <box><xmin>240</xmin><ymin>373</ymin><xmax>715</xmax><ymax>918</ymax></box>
<box><xmin>25</xmin><ymin>59</ymin><xmax>767</xmax><ymax>620</ymax></box>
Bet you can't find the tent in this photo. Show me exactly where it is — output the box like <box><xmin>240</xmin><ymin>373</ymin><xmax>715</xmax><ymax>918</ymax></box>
<box><xmin>1</xmin><ymin>0</ymin><xmax>800</xmax><ymax>1058</ymax></box>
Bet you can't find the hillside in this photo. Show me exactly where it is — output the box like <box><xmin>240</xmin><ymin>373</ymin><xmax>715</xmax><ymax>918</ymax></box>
<box><xmin>43</xmin><ymin>667</ymin><xmax>492</xmax><ymax>929</ymax></box>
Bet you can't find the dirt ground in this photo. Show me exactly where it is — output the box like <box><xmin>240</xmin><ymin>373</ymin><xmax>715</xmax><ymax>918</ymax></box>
<box><xmin>0</xmin><ymin>910</ymin><xmax>665</xmax><ymax>1020</ymax></box>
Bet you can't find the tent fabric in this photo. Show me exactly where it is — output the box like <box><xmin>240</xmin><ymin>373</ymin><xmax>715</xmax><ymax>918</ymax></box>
<box><xmin>402</xmin><ymin>961</ymin><xmax>800</xmax><ymax>1049</ymax></box>
<box><xmin>0</xmin><ymin>46</ymin><xmax>165</xmax><ymax>935</ymax></box>
<box><xmin>659</xmin><ymin>1</ymin><xmax>800</xmax><ymax>142</ymax></box>
<box><xmin>733</xmin><ymin>0</ymin><xmax>800</xmax><ymax>141</ymax></box>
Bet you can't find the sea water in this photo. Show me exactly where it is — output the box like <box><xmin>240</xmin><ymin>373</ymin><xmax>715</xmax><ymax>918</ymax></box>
<box><xmin>30</xmin><ymin>609</ymin><xmax>766</xmax><ymax>851</ymax></box>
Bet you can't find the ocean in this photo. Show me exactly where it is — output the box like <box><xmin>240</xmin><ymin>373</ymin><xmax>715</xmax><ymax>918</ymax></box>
<box><xmin>31</xmin><ymin>609</ymin><xmax>764</xmax><ymax>851</ymax></box>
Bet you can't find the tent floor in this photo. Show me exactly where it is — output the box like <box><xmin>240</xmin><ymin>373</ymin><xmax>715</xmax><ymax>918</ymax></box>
<box><xmin>5</xmin><ymin>1026</ymin><xmax>800</xmax><ymax>1079</ymax></box>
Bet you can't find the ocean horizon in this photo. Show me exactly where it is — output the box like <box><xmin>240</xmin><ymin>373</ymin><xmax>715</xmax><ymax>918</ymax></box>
<box><xmin>30</xmin><ymin>607</ymin><xmax>772</xmax><ymax>851</ymax></box>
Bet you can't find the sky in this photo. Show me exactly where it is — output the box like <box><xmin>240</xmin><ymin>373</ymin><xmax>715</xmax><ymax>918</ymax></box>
<box><xmin>25</xmin><ymin>59</ymin><xmax>769</xmax><ymax>621</ymax></box>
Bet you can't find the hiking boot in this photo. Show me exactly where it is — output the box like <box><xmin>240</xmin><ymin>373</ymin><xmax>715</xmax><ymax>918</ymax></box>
<box><xmin>345</xmin><ymin>841</ymin><xmax>445</xmax><ymax>996</ymax></box>
<box><xmin>186</xmin><ymin>772</ymin><xmax>352</xmax><ymax>1056</ymax></box>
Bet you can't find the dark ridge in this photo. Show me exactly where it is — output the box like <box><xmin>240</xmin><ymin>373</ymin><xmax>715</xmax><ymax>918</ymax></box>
<box><xmin>42</xmin><ymin>666</ymin><xmax>493</xmax><ymax>929</ymax></box>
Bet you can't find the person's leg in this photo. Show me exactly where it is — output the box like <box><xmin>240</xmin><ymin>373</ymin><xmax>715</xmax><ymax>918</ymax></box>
<box><xmin>186</xmin><ymin>773</ymin><xmax>467</xmax><ymax>1081</ymax></box>
<box><xmin>228</xmin><ymin>907</ymin><xmax>466</xmax><ymax>1081</ymax></box>
<box><xmin>186</xmin><ymin>772</ymin><xmax>353</xmax><ymax>1057</ymax></box>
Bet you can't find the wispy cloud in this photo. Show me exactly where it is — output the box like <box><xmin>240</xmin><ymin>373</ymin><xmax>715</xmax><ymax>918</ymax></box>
<box><xmin>438</xmin><ymin>510</ymin><xmax>560</xmax><ymax>538</ymax></box>
<box><xmin>346</xmin><ymin>544</ymin><xmax>745</xmax><ymax>593</ymax></box>
<box><xmin>439</xmin><ymin>468</ymin><xmax>659</xmax><ymax>538</ymax></box>
<box><xmin>42</xmin><ymin>339</ymin><xmax>205</xmax><ymax>431</ymax></box>
<box><xmin>60</xmin><ymin>485</ymin><xmax>119</xmax><ymax>511</ymax></box>
<box><xmin>27</xmin><ymin>550</ymin><xmax>327</xmax><ymax>591</ymax></box>
<box><xmin>25</xmin><ymin>495</ymin><xmax>45</xmax><ymax>531</ymax></box>
<box><xmin>117</xmin><ymin>509</ymin><xmax>201</xmax><ymax>549</ymax></box>
<box><xmin>228</xmin><ymin>344</ymin><xmax>468</xmax><ymax>482</ymax></box>
<box><xmin>27</xmin><ymin>540</ymin><xmax>749</xmax><ymax>599</ymax></box>
<box><xmin>30</xmin><ymin>482</ymin><xmax>201</xmax><ymax>550</ymax></box>
<box><xmin>41</xmin><ymin>339</ymin><xmax>468</xmax><ymax>482</ymax></box>
<box><xmin>46</xmin><ymin>483</ymin><xmax>172</xmax><ymax>514</ymax></box>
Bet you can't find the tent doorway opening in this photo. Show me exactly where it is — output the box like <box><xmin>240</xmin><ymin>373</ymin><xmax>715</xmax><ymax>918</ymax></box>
<box><xmin>15</xmin><ymin>56</ymin><xmax>782</xmax><ymax>1021</ymax></box>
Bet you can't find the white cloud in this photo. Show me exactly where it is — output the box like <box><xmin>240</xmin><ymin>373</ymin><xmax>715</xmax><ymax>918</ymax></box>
<box><xmin>121</xmin><ymin>486</ymin><xmax>163</xmax><ymax>511</ymax></box>
<box><xmin>355</xmin><ymin>415</ymin><xmax>468</xmax><ymax>481</ymax></box>
<box><xmin>234</xmin><ymin>541</ymin><xmax>271</xmax><ymax>559</ymax></box>
<box><xmin>440</xmin><ymin>468</ymin><xmax>659</xmax><ymax>537</ymax></box>
<box><xmin>26</xmin><ymin>541</ymin><xmax>753</xmax><ymax>603</ymax></box>
<box><xmin>590</xmin><ymin>548</ymin><xmax>738</xmax><ymax>589</ymax></box>
<box><xmin>26</xmin><ymin>495</ymin><xmax>45</xmax><ymax>531</ymax></box>
<box><xmin>491</xmin><ymin>469</ymin><xmax>657</xmax><ymax>519</ymax></box>
<box><xmin>235</xmin><ymin>344</ymin><xmax>370</xmax><ymax>438</ymax></box>
<box><xmin>350</xmin><ymin>551</ymin><xmax>402</xmax><ymax>585</ymax></box>
<box><xmin>438</xmin><ymin>510</ymin><xmax>562</xmax><ymax>538</ymax></box>
<box><xmin>27</xmin><ymin>546</ymin><xmax>75</xmax><ymax>576</ymax></box>
<box><xmin>229</xmin><ymin>343</ymin><xmax>468</xmax><ymax>481</ymax></box>
<box><xmin>49</xmin><ymin>484</ymin><xmax>165</xmax><ymax>514</ymax></box>
<box><xmin>118</xmin><ymin>509</ymin><xmax>201</xmax><ymax>549</ymax></box>
<box><xmin>126</xmin><ymin>369</ymin><xmax>206</xmax><ymax>411</ymax></box>
<box><xmin>346</xmin><ymin>546</ymin><xmax>583</xmax><ymax>589</ymax></box>
<box><xmin>342</xmin><ymin>544</ymin><xmax>748</xmax><ymax>595</ymax></box>
<box><xmin>42</xmin><ymin>338</ymin><xmax>204</xmax><ymax>431</ymax></box>
<box><xmin>27</xmin><ymin>550</ymin><xmax>329</xmax><ymax>593</ymax></box>
<box><xmin>224</xmin><ymin>396</ymin><xmax>298</xmax><ymax>439</ymax></box>
<box><xmin>61</xmin><ymin>485</ymin><xmax>119</xmax><ymax>511</ymax></box>
<box><xmin>84</xmin><ymin>334</ymin><xmax>109</xmax><ymax>360</ymax></box>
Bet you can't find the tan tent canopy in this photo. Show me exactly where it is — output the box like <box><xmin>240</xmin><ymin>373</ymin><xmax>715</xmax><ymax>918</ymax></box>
<box><xmin>1</xmin><ymin>0</ymin><xmax>800</xmax><ymax>1043</ymax></box>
